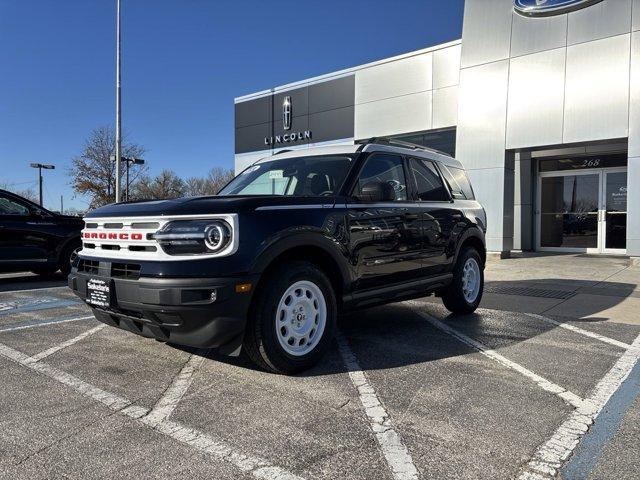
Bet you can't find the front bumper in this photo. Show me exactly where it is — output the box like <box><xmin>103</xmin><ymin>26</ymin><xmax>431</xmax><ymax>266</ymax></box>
<box><xmin>68</xmin><ymin>267</ymin><xmax>258</xmax><ymax>352</ymax></box>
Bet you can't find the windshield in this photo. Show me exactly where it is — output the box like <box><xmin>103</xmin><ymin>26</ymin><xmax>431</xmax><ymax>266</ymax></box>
<box><xmin>219</xmin><ymin>155</ymin><xmax>352</xmax><ymax>197</ymax></box>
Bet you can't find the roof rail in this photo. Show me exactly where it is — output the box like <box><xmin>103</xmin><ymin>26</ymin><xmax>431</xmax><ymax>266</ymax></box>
<box><xmin>355</xmin><ymin>136</ymin><xmax>449</xmax><ymax>157</ymax></box>
<box><xmin>273</xmin><ymin>149</ymin><xmax>293</xmax><ymax>155</ymax></box>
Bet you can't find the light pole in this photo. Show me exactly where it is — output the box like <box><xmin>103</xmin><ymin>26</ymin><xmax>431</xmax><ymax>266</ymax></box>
<box><xmin>123</xmin><ymin>157</ymin><xmax>145</xmax><ymax>201</ymax></box>
<box><xmin>110</xmin><ymin>155</ymin><xmax>145</xmax><ymax>201</ymax></box>
<box><xmin>29</xmin><ymin>163</ymin><xmax>55</xmax><ymax>207</ymax></box>
<box><xmin>115</xmin><ymin>0</ymin><xmax>122</xmax><ymax>202</ymax></box>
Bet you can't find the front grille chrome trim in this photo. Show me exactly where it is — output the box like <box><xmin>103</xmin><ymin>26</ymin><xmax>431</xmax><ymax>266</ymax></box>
<box><xmin>78</xmin><ymin>214</ymin><xmax>239</xmax><ymax>262</ymax></box>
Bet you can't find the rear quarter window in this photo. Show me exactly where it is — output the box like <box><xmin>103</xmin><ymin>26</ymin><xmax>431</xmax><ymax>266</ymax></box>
<box><xmin>440</xmin><ymin>165</ymin><xmax>475</xmax><ymax>200</ymax></box>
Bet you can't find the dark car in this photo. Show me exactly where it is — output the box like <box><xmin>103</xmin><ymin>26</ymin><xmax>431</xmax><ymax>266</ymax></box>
<box><xmin>0</xmin><ymin>189</ymin><xmax>83</xmax><ymax>276</ymax></box>
<box><xmin>69</xmin><ymin>139</ymin><xmax>487</xmax><ymax>374</ymax></box>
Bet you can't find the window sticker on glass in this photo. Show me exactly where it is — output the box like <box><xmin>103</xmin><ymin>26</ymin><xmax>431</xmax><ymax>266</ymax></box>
<box><xmin>269</xmin><ymin>170</ymin><xmax>284</xmax><ymax>179</ymax></box>
<box><xmin>244</xmin><ymin>165</ymin><xmax>261</xmax><ymax>174</ymax></box>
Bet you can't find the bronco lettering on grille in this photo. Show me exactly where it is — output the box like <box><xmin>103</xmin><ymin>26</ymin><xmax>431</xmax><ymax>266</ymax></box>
<box><xmin>83</xmin><ymin>232</ymin><xmax>144</xmax><ymax>240</ymax></box>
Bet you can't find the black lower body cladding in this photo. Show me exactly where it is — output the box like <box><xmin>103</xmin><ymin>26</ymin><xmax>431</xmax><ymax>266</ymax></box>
<box><xmin>68</xmin><ymin>266</ymin><xmax>258</xmax><ymax>353</ymax></box>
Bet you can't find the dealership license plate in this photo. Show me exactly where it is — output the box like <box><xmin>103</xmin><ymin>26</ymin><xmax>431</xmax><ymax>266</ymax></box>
<box><xmin>86</xmin><ymin>278</ymin><xmax>111</xmax><ymax>307</ymax></box>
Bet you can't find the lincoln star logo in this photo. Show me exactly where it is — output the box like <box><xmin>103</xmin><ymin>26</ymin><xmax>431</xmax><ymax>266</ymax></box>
<box><xmin>514</xmin><ymin>0</ymin><xmax>603</xmax><ymax>16</ymax></box>
<box><xmin>283</xmin><ymin>96</ymin><xmax>292</xmax><ymax>131</ymax></box>
<box><xmin>264</xmin><ymin>94</ymin><xmax>312</xmax><ymax>146</ymax></box>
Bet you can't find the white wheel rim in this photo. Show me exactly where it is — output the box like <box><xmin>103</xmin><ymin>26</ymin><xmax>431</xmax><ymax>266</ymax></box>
<box><xmin>275</xmin><ymin>280</ymin><xmax>327</xmax><ymax>357</ymax></box>
<box><xmin>462</xmin><ymin>258</ymin><xmax>481</xmax><ymax>303</ymax></box>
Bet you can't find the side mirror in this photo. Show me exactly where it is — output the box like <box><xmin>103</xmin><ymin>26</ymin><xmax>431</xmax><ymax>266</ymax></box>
<box><xmin>358</xmin><ymin>181</ymin><xmax>396</xmax><ymax>203</ymax></box>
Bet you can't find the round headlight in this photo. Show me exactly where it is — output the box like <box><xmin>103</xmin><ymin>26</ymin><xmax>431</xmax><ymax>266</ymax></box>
<box><xmin>204</xmin><ymin>222</ymin><xmax>231</xmax><ymax>252</ymax></box>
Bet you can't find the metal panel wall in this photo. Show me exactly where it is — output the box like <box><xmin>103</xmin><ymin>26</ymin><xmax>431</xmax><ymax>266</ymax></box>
<box><xmin>433</xmin><ymin>44</ymin><xmax>461</xmax><ymax>89</ymax></box>
<box><xmin>510</xmin><ymin>13</ymin><xmax>568</xmax><ymax>58</ymax></box>
<box><xmin>506</xmin><ymin>48</ymin><xmax>566</xmax><ymax>149</ymax></box>
<box><xmin>235</xmin><ymin>96</ymin><xmax>271</xmax><ymax>128</ymax></box>
<box><xmin>514</xmin><ymin>152</ymin><xmax>534</xmax><ymax>251</ymax></box>
<box><xmin>457</xmin><ymin>60</ymin><xmax>512</xmax><ymax>253</ymax></box>
<box><xmin>432</xmin><ymin>86</ymin><xmax>458</xmax><ymax>129</ymax></box>
<box><xmin>355</xmin><ymin>53</ymin><xmax>432</xmax><ymax>104</ymax></box>
<box><xmin>629</xmin><ymin>158</ymin><xmax>640</xmax><ymax>256</ymax></box>
<box><xmin>355</xmin><ymin>91</ymin><xmax>432</xmax><ymax>140</ymax></box>
<box><xmin>457</xmin><ymin>60</ymin><xmax>509</xmax><ymax>169</ymax></box>
<box><xmin>460</xmin><ymin>0</ymin><xmax>513</xmax><ymax>68</ymax></box>
<box><xmin>630</xmin><ymin>33</ymin><xmax>640</xmax><ymax>158</ymax></box>
<box><xmin>563</xmin><ymin>34</ymin><xmax>631</xmax><ymax>144</ymax></box>
<box><xmin>308</xmin><ymin>75</ymin><xmax>355</xmax><ymax>113</ymax></box>
<box><xmin>634</xmin><ymin>0</ymin><xmax>640</xmax><ymax>31</ymax></box>
<box><xmin>567</xmin><ymin>0</ymin><xmax>632</xmax><ymax>45</ymax></box>
<box><xmin>235</xmin><ymin>76</ymin><xmax>355</xmax><ymax>154</ymax></box>
<box><xmin>628</xmin><ymin>32</ymin><xmax>640</xmax><ymax>256</ymax></box>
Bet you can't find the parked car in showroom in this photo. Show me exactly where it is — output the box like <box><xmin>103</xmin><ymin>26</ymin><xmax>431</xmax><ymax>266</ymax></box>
<box><xmin>69</xmin><ymin>138</ymin><xmax>487</xmax><ymax>374</ymax></box>
<box><xmin>0</xmin><ymin>189</ymin><xmax>83</xmax><ymax>276</ymax></box>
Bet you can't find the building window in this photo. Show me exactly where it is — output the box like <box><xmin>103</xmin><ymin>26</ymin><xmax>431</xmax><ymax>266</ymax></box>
<box><xmin>391</xmin><ymin>128</ymin><xmax>456</xmax><ymax>157</ymax></box>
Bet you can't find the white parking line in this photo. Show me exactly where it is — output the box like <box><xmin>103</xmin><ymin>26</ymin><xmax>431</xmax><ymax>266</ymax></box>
<box><xmin>415</xmin><ymin>310</ymin><xmax>586</xmax><ymax>409</ymax></box>
<box><xmin>518</xmin><ymin>333</ymin><xmax>640</xmax><ymax>479</ymax></box>
<box><xmin>28</xmin><ymin>324</ymin><xmax>106</xmax><ymax>363</ymax></box>
<box><xmin>0</xmin><ymin>315</ymin><xmax>95</xmax><ymax>333</ymax></box>
<box><xmin>0</xmin><ymin>341</ymin><xmax>131</xmax><ymax>410</ymax></box>
<box><xmin>337</xmin><ymin>332</ymin><xmax>419</xmax><ymax>480</ymax></box>
<box><xmin>144</xmin><ymin>351</ymin><xmax>208</xmax><ymax>427</ymax></box>
<box><xmin>525</xmin><ymin>313</ymin><xmax>632</xmax><ymax>350</ymax></box>
<box><xmin>0</xmin><ymin>341</ymin><xmax>306</xmax><ymax>480</ymax></box>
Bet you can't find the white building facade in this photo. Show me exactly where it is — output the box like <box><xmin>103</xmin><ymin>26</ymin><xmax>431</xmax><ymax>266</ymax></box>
<box><xmin>235</xmin><ymin>0</ymin><xmax>640</xmax><ymax>258</ymax></box>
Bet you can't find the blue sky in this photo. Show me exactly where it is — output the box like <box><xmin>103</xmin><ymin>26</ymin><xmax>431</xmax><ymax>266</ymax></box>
<box><xmin>0</xmin><ymin>0</ymin><xmax>464</xmax><ymax>210</ymax></box>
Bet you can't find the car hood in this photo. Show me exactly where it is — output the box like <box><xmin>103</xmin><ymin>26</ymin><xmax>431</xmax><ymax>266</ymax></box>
<box><xmin>55</xmin><ymin>214</ymin><xmax>85</xmax><ymax>226</ymax></box>
<box><xmin>84</xmin><ymin>195</ymin><xmax>336</xmax><ymax>219</ymax></box>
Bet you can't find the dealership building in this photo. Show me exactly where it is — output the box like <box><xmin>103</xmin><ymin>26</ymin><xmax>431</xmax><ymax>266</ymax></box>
<box><xmin>235</xmin><ymin>0</ymin><xmax>640</xmax><ymax>258</ymax></box>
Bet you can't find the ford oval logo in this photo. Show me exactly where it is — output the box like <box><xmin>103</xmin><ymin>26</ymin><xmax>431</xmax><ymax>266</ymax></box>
<box><xmin>514</xmin><ymin>0</ymin><xmax>603</xmax><ymax>17</ymax></box>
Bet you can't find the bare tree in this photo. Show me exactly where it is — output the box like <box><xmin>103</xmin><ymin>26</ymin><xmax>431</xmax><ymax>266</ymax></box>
<box><xmin>0</xmin><ymin>183</ymin><xmax>38</xmax><ymax>203</ymax></box>
<box><xmin>69</xmin><ymin>126</ymin><xmax>147</xmax><ymax>208</ymax></box>
<box><xmin>184</xmin><ymin>167</ymin><xmax>235</xmax><ymax>197</ymax></box>
<box><xmin>134</xmin><ymin>170</ymin><xmax>186</xmax><ymax>200</ymax></box>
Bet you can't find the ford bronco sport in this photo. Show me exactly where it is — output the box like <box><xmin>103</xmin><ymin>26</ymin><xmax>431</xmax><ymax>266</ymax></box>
<box><xmin>69</xmin><ymin>138</ymin><xmax>487</xmax><ymax>374</ymax></box>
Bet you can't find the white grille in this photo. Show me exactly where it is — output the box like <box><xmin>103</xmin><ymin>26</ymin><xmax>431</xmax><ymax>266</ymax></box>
<box><xmin>79</xmin><ymin>214</ymin><xmax>239</xmax><ymax>262</ymax></box>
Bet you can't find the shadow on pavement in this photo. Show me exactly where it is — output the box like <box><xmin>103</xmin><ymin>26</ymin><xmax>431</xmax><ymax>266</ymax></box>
<box><xmin>176</xmin><ymin>277</ymin><xmax>636</xmax><ymax>376</ymax></box>
<box><xmin>480</xmin><ymin>277</ymin><xmax>637</xmax><ymax>322</ymax></box>
<box><xmin>0</xmin><ymin>272</ymin><xmax>67</xmax><ymax>292</ymax></box>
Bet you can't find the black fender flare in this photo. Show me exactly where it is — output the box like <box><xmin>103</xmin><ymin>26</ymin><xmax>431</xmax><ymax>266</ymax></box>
<box><xmin>250</xmin><ymin>231</ymin><xmax>353</xmax><ymax>291</ymax></box>
<box><xmin>452</xmin><ymin>226</ymin><xmax>486</xmax><ymax>267</ymax></box>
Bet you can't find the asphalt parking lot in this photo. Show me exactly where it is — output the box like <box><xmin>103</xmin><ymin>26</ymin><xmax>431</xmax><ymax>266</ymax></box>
<box><xmin>1</xmin><ymin>255</ymin><xmax>639</xmax><ymax>480</ymax></box>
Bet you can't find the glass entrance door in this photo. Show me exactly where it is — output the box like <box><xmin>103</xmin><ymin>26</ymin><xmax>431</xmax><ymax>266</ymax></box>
<box><xmin>537</xmin><ymin>168</ymin><xmax>628</xmax><ymax>254</ymax></box>
<box><xmin>602</xmin><ymin>170</ymin><xmax>627</xmax><ymax>253</ymax></box>
<box><xmin>539</xmin><ymin>173</ymin><xmax>600</xmax><ymax>252</ymax></box>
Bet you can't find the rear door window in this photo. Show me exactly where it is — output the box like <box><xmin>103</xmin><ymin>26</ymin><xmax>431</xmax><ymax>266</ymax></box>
<box><xmin>440</xmin><ymin>165</ymin><xmax>475</xmax><ymax>200</ymax></box>
<box><xmin>408</xmin><ymin>158</ymin><xmax>449</xmax><ymax>201</ymax></box>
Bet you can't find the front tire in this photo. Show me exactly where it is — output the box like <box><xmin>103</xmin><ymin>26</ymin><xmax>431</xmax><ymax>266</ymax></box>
<box><xmin>442</xmin><ymin>247</ymin><xmax>484</xmax><ymax>315</ymax></box>
<box><xmin>243</xmin><ymin>261</ymin><xmax>337</xmax><ymax>374</ymax></box>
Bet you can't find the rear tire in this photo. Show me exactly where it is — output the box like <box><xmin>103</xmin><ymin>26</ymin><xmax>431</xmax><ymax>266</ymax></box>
<box><xmin>442</xmin><ymin>247</ymin><xmax>484</xmax><ymax>315</ymax></box>
<box><xmin>243</xmin><ymin>261</ymin><xmax>337</xmax><ymax>375</ymax></box>
<box><xmin>59</xmin><ymin>243</ymin><xmax>81</xmax><ymax>277</ymax></box>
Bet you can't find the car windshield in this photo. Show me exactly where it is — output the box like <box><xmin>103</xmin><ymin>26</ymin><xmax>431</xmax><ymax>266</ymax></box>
<box><xmin>218</xmin><ymin>155</ymin><xmax>352</xmax><ymax>197</ymax></box>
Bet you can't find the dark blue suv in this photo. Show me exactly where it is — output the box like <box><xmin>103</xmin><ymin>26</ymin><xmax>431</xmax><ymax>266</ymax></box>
<box><xmin>69</xmin><ymin>139</ymin><xmax>487</xmax><ymax>374</ymax></box>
